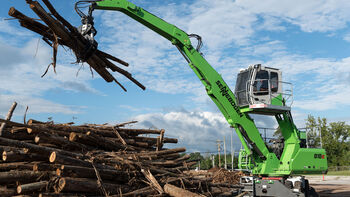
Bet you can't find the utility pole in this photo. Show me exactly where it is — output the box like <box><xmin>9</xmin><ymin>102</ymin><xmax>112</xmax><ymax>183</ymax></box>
<box><xmin>216</xmin><ymin>140</ymin><xmax>222</xmax><ymax>168</ymax></box>
<box><xmin>319</xmin><ymin>126</ymin><xmax>323</xmax><ymax>148</ymax></box>
<box><xmin>224</xmin><ymin>136</ymin><xmax>227</xmax><ymax>169</ymax></box>
<box><xmin>231</xmin><ymin>129</ymin><xmax>234</xmax><ymax>171</ymax></box>
<box><xmin>212</xmin><ymin>154</ymin><xmax>215</xmax><ymax>168</ymax></box>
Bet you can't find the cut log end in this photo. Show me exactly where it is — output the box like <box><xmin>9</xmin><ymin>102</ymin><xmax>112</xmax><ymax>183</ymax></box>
<box><xmin>16</xmin><ymin>186</ymin><xmax>22</xmax><ymax>194</ymax></box>
<box><xmin>2</xmin><ymin>151</ymin><xmax>7</xmax><ymax>161</ymax></box>
<box><xmin>35</xmin><ymin>136</ymin><xmax>40</xmax><ymax>143</ymax></box>
<box><xmin>33</xmin><ymin>163</ymin><xmax>38</xmax><ymax>171</ymax></box>
<box><xmin>56</xmin><ymin>168</ymin><xmax>61</xmax><ymax>176</ymax></box>
<box><xmin>69</xmin><ymin>132</ymin><xmax>76</xmax><ymax>141</ymax></box>
<box><xmin>49</xmin><ymin>151</ymin><xmax>56</xmax><ymax>163</ymax></box>
<box><xmin>27</xmin><ymin>128</ymin><xmax>33</xmax><ymax>134</ymax></box>
<box><xmin>8</xmin><ymin>7</ymin><xmax>16</xmax><ymax>16</ymax></box>
<box><xmin>57</xmin><ymin>178</ymin><xmax>66</xmax><ymax>193</ymax></box>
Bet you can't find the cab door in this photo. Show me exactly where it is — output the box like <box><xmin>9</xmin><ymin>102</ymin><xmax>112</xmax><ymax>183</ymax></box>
<box><xmin>249</xmin><ymin>68</ymin><xmax>270</xmax><ymax>104</ymax></box>
<box><xmin>249</xmin><ymin>67</ymin><xmax>282</xmax><ymax>105</ymax></box>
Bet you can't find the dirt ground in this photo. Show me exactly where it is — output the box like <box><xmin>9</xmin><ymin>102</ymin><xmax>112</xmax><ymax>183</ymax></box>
<box><xmin>306</xmin><ymin>175</ymin><xmax>350</xmax><ymax>197</ymax></box>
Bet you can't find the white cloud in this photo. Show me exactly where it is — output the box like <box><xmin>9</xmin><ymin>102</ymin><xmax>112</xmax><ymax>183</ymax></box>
<box><xmin>0</xmin><ymin>37</ymin><xmax>101</xmax><ymax>116</ymax></box>
<box><xmin>0</xmin><ymin>94</ymin><xmax>81</xmax><ymax>117</ymax></box>
<box><xmin>344</xmin><ymin>33</ymin><xmax>350</xmax><ymax>42</ymax></box>
<box><xmin>0</xmin><ymin>18</ymin><xmax>32</xmax><ymax>37</ymax></box>
<box><xmin>264</xmin><ymin>55</ymin><xmax>350</xmax><ymax>111</ymax></box>
<box><xmin>236</xmin><ymin>0</ymin><xmax>350</xmax><ymax>32</ymax></box>
<box><xmin>258</xmin><ymin>15</ymin><xmax>286</xmax><ymax>32</ymax></box>
<box><xmin>187</xmin><ymin>0</ymin><xmax>257</xmax><ymax>49</ymax></box>
<box><xmin>0</xmin><ymin>38</ymin><xmax>101</xmax><ymax>93</ymax></box>
<box><xmin>239</xmin><ymin>40</ymin><xmax>286</xmax><ymax>57</ymax></box>
<box><xmin>130</xmin><ymin>110</ymin><xmax>281</xmax><ymax>152</ymax></box>
<box><xmin>133</xmin><ymin>110</ymin><xmax>241</xmax><ymax>152</ymax></box>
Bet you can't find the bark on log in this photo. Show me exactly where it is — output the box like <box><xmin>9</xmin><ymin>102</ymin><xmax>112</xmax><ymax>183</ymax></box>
<box><xmin>49</xmin><ymin>151</ymin><xmax>90</xmax><ymax>167</ymax></box>
<box><xmin>0</xmin><ymin>170</ymin><xmax>54</xmax><ymax>183</ymax></box>
<box><xmin>117</xmin><ymin>128</ymin><xmax>163</xmax><ymax>135</ymax></box>
<box><xmin>8</xmin><ymin>8</ymin><xmax>50</xmax><ymax>32</ymax></box>
<box><xmin>86</xmin><ymin>131</ymin><xmax>130</xmax><ymax>151</ymax></box>
<box><xmin>49</xmin><ymin>151</ymin><xmax>115</xmax><ymax>170</ymax></box>
<box><xmin>57</xmin><ymin>165</ymin><xmax>136</xmax><ymax>182</ymax></box>
<box><xmin>133</xmin><ymin>136</ymin><xmax>178</xmax><ymax>144</ymax></box>
<box><xmin>0</xmin><ymin>162</ymin><xmax>34</xmax><ymax>171</ymax></box>
<box><xmin>27</xmin><ymin>127</ymin><xmax>70</xmax><ymax>137</ymax></box>
<box><xmin>55</xmin><ymin>177</ymin><xmax>125</xmax><ymax>195</ymax></box>
<box><xmin>0</xmin><ymin>136</ymin><xmax>82</xmax><ymax>159</ymax></box>
<box><xmin>10</xmin><ymin>127</ymin><xmax>28</xmax><ymax>134</ymax></box>
<box><xmin>0</xmin><ymin>187</ymin><xmax>16</xmax><ymax>197</ymax></box>
<box><xmin>17</xmin><ymin>181</ymin><xmax>48</xmax><ymax>194</ymax></box>
<box><xmin>27</xmin><ymin>119</ymin><xmax>46</xmax><ymax>125</ymax></box>
<box><xmin>1</xmin><ymin>132</ymin><xmax>34</xmax><ymax>142</ymax></box>
<box><xmin>35</xmin><ymin>132</ymin><xmax>90</xmax><ymax>151</ymax></box>
<box><xmin>2</xmin><ymin>150</ymin><xmax>47</xmax><ymax>162</ymax></box>
<box><xmin>33</xmin><ymin>163</ymin><xmax>60</xmax><ymax>172</ymax></box>
<box><xmin>132</xmin><ymin>148</ymin><xmax>186</xmax><ymax>157</ymax></box>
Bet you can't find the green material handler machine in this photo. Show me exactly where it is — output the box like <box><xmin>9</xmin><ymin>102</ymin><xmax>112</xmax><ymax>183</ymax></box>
<box><xmin>75</xmin><ymin>0</ymin><xmax>328</xmax><ymax>196</ymax></box>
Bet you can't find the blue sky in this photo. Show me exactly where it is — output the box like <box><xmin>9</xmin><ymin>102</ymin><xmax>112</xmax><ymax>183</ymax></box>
<box><xmin>1</xmin><ymin>0</ymin><xmax>350</xmax><ymax>153</ymax></box>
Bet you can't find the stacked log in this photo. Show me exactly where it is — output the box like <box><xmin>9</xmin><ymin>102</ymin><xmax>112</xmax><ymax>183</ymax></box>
<box><xmin>0</xmin><ymin>117</ymin><xmax>242</xmax><ymax>196</ymax></box>
<box><xmin>9</xmin><ymin>0</ymin><xmax>145</xmax><ymax>92</ymax></box>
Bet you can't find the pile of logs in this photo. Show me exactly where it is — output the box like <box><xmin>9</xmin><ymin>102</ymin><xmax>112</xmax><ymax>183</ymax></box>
<box><xmin>9</xmin><ymin>0</ymin><xmax>145</xmax><ymax>92</ymax></box>
<box><xmin>0</xmin><ymin>119</ymin><xmax>243</xmax><ymax>196</ymax></box>
<box><xmin>0</xmin><ymin>102</ymin><xmax>244</xmax><ymax>197</ymax></box>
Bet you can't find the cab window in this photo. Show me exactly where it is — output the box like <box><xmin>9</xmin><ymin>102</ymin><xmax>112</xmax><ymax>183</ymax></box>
<box><xmin>270</xmin><ymin>72</ymin><xmax>278</xmax><ymax>92</ymax></box>
<box><xmin>253</xmin><ymin>70</ymin><xmax>269</xmax><ymax>95</ymax></box>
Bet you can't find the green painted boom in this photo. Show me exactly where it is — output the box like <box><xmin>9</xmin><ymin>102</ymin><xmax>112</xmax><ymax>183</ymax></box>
<box><xmin>93</xmin><ymin>0</ymin><xmax>327</xmax><ymax>176</ymax></box>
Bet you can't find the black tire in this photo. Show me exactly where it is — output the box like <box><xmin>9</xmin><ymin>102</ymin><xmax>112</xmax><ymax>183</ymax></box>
<box><xmin>308</xmin><ymin>187</ymin><xmax>319</xmax><ymax>197</ymax></box>
<box><xmin>284</xmin><ymin>180</ymin><xmax>293</xmax><ymax>189</ymax></box>
<box><xmin>304</xmin><ymin>179</ymin><xmax>310</xmax><ymax>196</ymax></box>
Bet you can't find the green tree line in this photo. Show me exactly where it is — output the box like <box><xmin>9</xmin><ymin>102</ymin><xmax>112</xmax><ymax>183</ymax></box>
<box><xmin>187</xmin><ymin>152</ymin><xmax>239</xmax><ymax>170</ymax></box>
<box><xmin>305</xmin><ymin>115</ymin><xmax>350</xmax><ymax>166</ymax></box>
<box><xmin>188</xmin><ymin>115</ymin><xmax>350</xmax><ymax>170</ymax></box>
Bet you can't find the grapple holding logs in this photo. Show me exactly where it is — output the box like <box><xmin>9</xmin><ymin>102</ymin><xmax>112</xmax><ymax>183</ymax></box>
<box><xmin>8</xmin><ymin>0</ymin><xmax>145</xmax><ymax>92</ymax></box>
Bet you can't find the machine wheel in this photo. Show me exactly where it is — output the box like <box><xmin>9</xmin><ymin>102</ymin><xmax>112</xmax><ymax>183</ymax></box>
<box><xmin>294</xmin><ymin>181</ymin><xmax>302</xmax><ymax>192</ymax></box>
<box><xmin>304</xmin><ymin>179</ymin><xmax>310</xmax><ymax>196</ymax></box>
<box><xmin>284</xmin><ymin>180</ymin><xmax>293</xmax><ymax>189</ymax></box>
<box><xmin>308</xmin><ymin>187</ymin><xmax>319</xmax><ymax>197</ymax></box>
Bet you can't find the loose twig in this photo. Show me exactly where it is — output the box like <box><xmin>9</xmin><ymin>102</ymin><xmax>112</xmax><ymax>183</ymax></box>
<box><xmin>0</xmin><ymin>102</ymin><xmax>17</xmax><ymax>136</ymax></box>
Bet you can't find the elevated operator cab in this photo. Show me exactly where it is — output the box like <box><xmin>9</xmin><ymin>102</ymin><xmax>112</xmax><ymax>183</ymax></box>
<box><xmin>234</xmin><ymin>64</ymin><xmax>293</xmax><ymax>115</ymax></box>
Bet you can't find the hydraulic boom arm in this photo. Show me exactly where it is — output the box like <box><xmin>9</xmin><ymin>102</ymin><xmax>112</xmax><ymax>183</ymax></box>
<box><xmin>90</xmin><ymin>0</ymin><xmax>327</xmax><ymax>176</ymax></box>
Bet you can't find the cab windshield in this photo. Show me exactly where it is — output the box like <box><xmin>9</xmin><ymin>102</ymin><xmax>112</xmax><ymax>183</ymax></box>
<box><xmin>253</xmin><ymin>70</ymin><xmax>269</xmax><ymax>95</ymax></box>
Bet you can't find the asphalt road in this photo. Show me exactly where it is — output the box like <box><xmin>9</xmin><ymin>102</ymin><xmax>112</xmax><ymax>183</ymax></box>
<box><xmin>306</xmin><ymin>175</ymin><xmax>350</xmax><ymax>197</ymax></box>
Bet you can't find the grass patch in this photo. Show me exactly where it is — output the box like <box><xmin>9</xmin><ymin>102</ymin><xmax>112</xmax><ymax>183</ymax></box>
<box><xmin>327</xmin><ymin>171</ymin><xmax>350</xmax><ymax>176</ymax></box>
